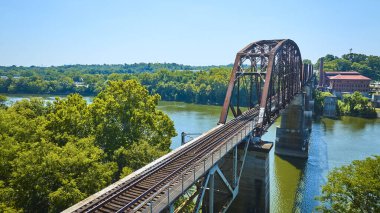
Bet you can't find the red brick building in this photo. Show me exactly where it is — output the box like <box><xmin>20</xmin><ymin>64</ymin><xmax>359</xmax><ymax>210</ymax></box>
<box><xmin>323</xmin><ymin>71</ymin><xmax>360</xmax><ymax>86</ymax></box>
<box><xmin>319</xmin><ymin>69</ymin><xmax>371</xmax><ymax>95</ymax></box>
<box><xmin>327</xmin><ymin>74</ymin><xmax>371</xmax><ymax>93</ymax></box>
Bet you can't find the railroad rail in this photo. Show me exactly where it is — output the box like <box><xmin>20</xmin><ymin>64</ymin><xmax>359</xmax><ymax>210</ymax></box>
<box><xmin>65</xmin><ymin>107</ymin><xmax>260</xmax><ymax>213</ymax></box>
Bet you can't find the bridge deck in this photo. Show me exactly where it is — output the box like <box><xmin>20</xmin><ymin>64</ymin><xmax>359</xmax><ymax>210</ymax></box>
<box><xmin>64</xmin><ymin>108</ymin><xmax>259</xmax><ymax>213</ymax></box>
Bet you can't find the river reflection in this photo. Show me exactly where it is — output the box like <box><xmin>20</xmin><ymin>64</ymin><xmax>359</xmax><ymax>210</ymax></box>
<box><xmin>3</xmin><ymin>96</ymin><xmax>380</xmax><ymax>212</ymax></box>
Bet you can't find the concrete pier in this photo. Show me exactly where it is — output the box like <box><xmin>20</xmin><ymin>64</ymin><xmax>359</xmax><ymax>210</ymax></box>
<box><xmin>275</xmin><ymin>92</ymin><xmax>310</xmax><ymax>158</ymax></box>
<box><xmin>228</xmin><ymin>142</ymin><xmax>273</xmax><ymax>213</ymax></box>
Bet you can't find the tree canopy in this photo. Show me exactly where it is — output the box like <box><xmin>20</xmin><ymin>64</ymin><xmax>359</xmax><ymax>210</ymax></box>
<box><xmin>0</xmin><ymin>80</ymin><xmax>176</xmax><ymax>212</ymax></box>
<box><xmin>314</xmin><ymin>90</ymin><xmax>333</xmax><ymax>115</ymax></box>
<box><xmin>317</xmin><ymin>156</ymin><xmax>380</xmax><ymax>212</ymax></box>
<box><xmin>314</xmin><ymin>91</ymin><xmax>377</xmax><ymax>118</ymax></box>
<box><xmin>337</xmin><ymin>91</ymin><xmax>377</xmax><ymax>118</ymax></box>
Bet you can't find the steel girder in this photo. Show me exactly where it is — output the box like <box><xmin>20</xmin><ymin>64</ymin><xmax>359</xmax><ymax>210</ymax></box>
<box><xmin>219</xmin><ymin>39</ymin><xmax>309</xmax><ymax>136</ymax></box>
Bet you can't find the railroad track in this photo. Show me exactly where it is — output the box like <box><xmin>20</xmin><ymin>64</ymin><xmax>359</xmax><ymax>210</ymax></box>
<box><xmin>72</xmin><ymin>108</ymin><xmax>259</xmax><ymax>213</ymax></box>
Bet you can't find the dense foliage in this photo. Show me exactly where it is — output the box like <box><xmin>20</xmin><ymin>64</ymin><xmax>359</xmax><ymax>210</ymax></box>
<box><xmin>317</xmin><ymin>156</ymin><xmax>380</xmax><ymax>212</ymax></box>
<box><xmin>337</xmin><ymin>92</ymin><xmax>377</xmax><ymax>118</ymax></box>
<box><xmin>0</xmin><ymin>80</ymin><xmax>176</xmax><ymax>212</ymax></box>
<box><xmin>0</xmin><ymin>95</ymin><xmax>6</xmax><ymax>108</ymax></box>
<box><xmin>0</xmin><ymin>63</ymin><xmax>226</xmax><ymax>76</ymax></box>
<box><xmin>0</xmin><ymin>66</ymin><xmax>234</xmax><ymax>105</ymax></box>
<box><xmin>314</xmin><ymin>91</ymin><xmax>333</xmax><ymax>115</ymax></box>
<box><xmin>314</xmin><ymin>91</ymin><xmax>377</xmax><ymax>118</ymax></box>
<box><xmin>315</xmin><ymin>53</ymin><xmax>380</xmax><ymax>80</ymax></box>
<box><xmin>0</xmin><ymin>63</ymin><xmax>206</xmax><ymax>95</ymax></box>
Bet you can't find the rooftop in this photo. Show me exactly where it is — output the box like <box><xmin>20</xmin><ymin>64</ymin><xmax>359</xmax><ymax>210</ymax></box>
<box><xmin>324</xmin><ymin>71</ymin><xmax>360</xmax><ymax>75</ymax></box>
<box><xmin>327</xmin><ymin>75</ymin><xmax>371</xmax><ymax>80</ymax></box>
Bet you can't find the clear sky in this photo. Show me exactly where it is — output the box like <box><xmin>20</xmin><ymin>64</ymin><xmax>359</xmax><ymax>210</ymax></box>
<box><xmin>1</xmin><ymin>0</ymin><xmax>379</xmax><ymax>66</ymax></box>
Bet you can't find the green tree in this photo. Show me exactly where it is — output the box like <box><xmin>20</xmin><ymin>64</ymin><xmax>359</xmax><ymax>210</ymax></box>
<box><xmin>314</xmin><ymin>90</ymin><xmax>333</xmax><ymax>115</ymax></box>
<box><xmin>0</xmin><ymin>95</ymin><xmax>7</xmax><ymax>108</ymax></box>
<box><xmin>90</xmin><ymin>80</ymin><xmax>176</xmax><ymax>176</ymax></box>
<box><xmin>335</xmin><ymin>58</ymin><xmax>352</xmax><ymax>71</ymax></box>
<box><xmin>323</xmin><ymin>59</ymin><xmax>352</xmax><ymax>71</ymax></box>
<box><xmin>45</xmin><ymin>94</ymin><xmax>91</xmax><ymax>146</ymax></box>
<box><xmin>317</xmin><ymin>156</ymin><xmax>380</xmax><ymax>213</ymax></box>
<box><xmin>342</xmin><ymin>53</ymin><xmax>368</xmax><ymax>63</ymax></box>
<box><xmin>303</xmin><ymin>59</ymin><xmax>312</xmax><ymax>65</ymax></box>
<box><xmin>367</xmin><ymin>56</ymin><xmax>380</xmax><ymax>80</ymax></box>
<box><xmin>9</xmin><ymin>138</ymin><xmax>116</xmax><ymax>212</ymax></box>
<box><xmin>324</xmin><ymin>54</ymin><xmax>339</xmax><ymax>62</ymax></box>
<box><xmin>0</xmin><ymin>100</ymin><xmax>117</xmax><ymax>212</ymax></box>
<box><xmin>0</xmin><ymin>80</ymin><xmax>177</xmax><ymax>211</ymax></box>
<box><xmin>339</xmin><ymin>92</ymin><xmax>377</xmax><ymax>118</ymax></box>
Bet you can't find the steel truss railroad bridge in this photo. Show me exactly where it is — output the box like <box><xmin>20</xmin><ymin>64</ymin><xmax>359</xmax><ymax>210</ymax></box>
<box><xmin>65</xmin><ymin>39</ymin><xmax>314</xmax><ymax>213</ymax></box>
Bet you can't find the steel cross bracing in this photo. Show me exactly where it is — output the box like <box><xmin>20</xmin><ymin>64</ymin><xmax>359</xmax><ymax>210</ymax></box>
<box><xmin>65</xmin><ymin>39</ymin><xmax>314</xmax><ymax>213</ymax></box>
<box><xmin>218</xmin><ymin>39</ymin><xmax>313</xmax><ymax>137</ymax></box>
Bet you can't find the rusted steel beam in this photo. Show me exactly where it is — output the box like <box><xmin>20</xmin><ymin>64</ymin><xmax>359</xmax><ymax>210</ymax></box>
<box><xmin>219</xmin><ymin>39</ymin><xmax>303</xmax><ymax>130</ymax></box>
<box><xmin>229</xmin><ymin>103</ymin><xmax>237</xmax><ymax>118</ymax></box>
<box><xmin>218</xmin><ymin>54</ymin><xmax>241</xmax><ymax>124</ymax></box>
<box><xmin>258</xmin><ymin>39</ymin><xmax>287</xmax><ymax>125</ymax></box>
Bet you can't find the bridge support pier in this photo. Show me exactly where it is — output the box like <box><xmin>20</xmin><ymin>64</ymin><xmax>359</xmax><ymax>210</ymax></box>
<box><xmin>228</xmin><ymin>142</ymin><xmax>272</xmax><ymax>213</ymax></box>
<box><xmin>275</xmin><ymin>92</ymin><xmax>308</xmax><ymax>158</ymax></box>
<box><xmin>275</xmin><ymin>84</ymin><xmax>314</xmax><ymax>159</ymax></box>
<box><xmin>193</xmin><ymin>139</ymin><xmax>272</xmax><ymax>213</ymax></box>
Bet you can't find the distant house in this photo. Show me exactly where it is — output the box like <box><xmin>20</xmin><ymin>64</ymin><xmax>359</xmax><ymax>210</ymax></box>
<box><xmin>0</xmin><ymin>76</ymin><xmax>8</xmax><ymax>80</ymax></box>
<box><xmin>74</xmin><ymin>82</ymin><xmax>89</xmax><ymax>88</ymax></box>
<box><xmin>73</xmin><ymin>77</ymin><xmax>89</xmax><ymax>88</ymax></box>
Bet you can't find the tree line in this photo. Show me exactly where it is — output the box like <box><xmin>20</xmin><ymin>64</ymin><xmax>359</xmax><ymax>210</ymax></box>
<box><xmin>315</xmin><ymin>53</ymin><xmax>380</xmax><ymax>80</ymax></box>
<box><xmin>0</xmin><ymin>66</ymin><xmax>234</xmax><ymax>105</ymax></box>
<box><xmin>0</xmin><ymin>80</ymin><xmax>176</xmax><ymax>212</ymax></box>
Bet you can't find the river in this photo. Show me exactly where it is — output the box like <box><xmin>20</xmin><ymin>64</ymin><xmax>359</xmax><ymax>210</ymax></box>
<box><xmin>3</xmin><ymin>94</ymin><xmax>380</xmax><ymax>212</ymax></box>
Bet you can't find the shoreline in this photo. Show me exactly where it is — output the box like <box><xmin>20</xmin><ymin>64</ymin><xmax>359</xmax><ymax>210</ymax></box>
<box><xmin>3</xmin><ymin>93</ymin><xmax>379</xmax><ymax>119</ymax></box>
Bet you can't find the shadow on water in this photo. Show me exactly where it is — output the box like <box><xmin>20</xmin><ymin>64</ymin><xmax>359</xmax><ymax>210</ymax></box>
<box><xmin>277</xmin><ymin>155</ymin><xmax>307</xmax><ymax>171</ymax></box>
<box><xmin>274</xmin><ymin>154</ymin><xmax>308</xmax><ymax>213</ymax></box>
<box><xmin>271</xmin><ymin>120</ymin><xmax>330</xmax><ymax>213</ymax></box>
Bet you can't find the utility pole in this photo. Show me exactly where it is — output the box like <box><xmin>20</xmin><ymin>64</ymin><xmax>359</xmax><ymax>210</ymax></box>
<box><xmin>349</xmin><ymin>48</ymin><xmax>353</xmax><ymax>62</ymax></box>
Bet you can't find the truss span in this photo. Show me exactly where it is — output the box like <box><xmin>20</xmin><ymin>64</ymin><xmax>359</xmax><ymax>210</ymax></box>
<box><xmin>219</xmin><ymin>39</ymin><xmax>312</xmax><ymax>133</ymax></box>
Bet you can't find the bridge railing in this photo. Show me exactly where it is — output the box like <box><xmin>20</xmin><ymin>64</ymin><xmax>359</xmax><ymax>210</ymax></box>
<box><xmin>138</xmin><ymin>119</ymin><xmax>258</xmax><ymax>212</ymax></box>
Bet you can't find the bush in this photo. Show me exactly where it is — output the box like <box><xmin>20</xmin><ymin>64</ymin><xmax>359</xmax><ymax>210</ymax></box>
<box><xmin>317</xmin><ymin>156</ymin><xmax>380</xmax><ymax>212</ymax></box>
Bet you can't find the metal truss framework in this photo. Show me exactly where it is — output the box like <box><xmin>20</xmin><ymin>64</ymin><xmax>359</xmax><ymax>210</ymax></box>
<box><xmin>193</xmin><ymin>140</ymin><xmax>250</xmax><ymax>213</ymax></box>
<box><xmin>173</xmin><ymin>39</ymin><xmax>313</xmax><ymax>213</ymax></box>
<box><xmin>218</xmin><ymin>39</ymin><xmax>313</xmax><ymax>135</ymax></box>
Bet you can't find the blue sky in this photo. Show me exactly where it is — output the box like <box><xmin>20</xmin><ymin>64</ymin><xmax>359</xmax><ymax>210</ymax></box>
<box><xmin>1</xmin><ymin>0</ymin><xmax>379</xmax><ymax>66</ymax></box>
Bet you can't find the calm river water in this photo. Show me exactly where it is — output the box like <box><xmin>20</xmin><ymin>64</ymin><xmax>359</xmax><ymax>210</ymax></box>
<box><xmin>4</xmin><ymin>95</ymin><xmax>380</xmax><ymax>212</ymax></box>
